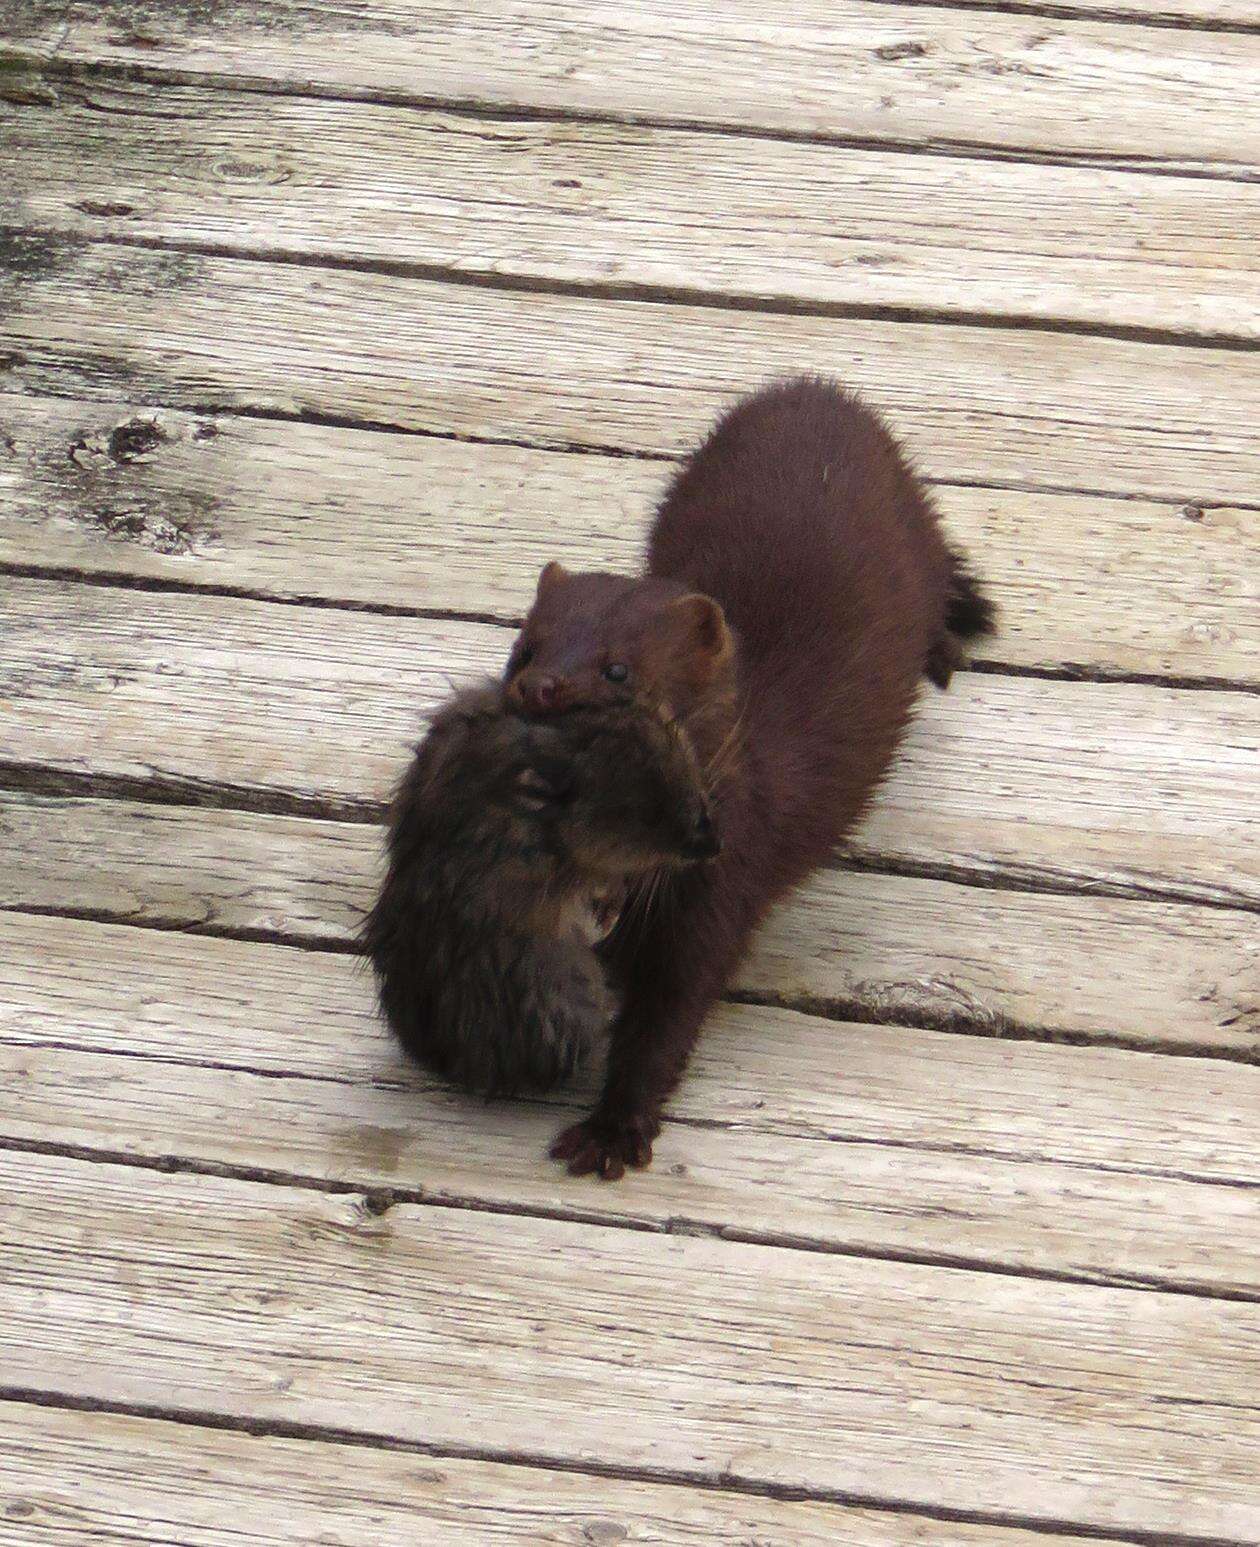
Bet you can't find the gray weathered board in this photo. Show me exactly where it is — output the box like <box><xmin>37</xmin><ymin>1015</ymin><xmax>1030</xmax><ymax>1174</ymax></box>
<box><xmin>3</xmin><ymin>908</ymin><xmax>1258</xmax><ymax>1295</ymax></box>
<box><xmin>6</xmin><ymin>80</ymin><xmax>1260</xmax><ymax>340</ymax></box>
<box><xmin>7</xmin><ymin>0</ymin><xmax>1260</xmax><ymax>165</ymax></box>
<box><xmin>3</xmin><ymin>1151</ymin><xmax>1260</xmax><ymax>1540</ymax></box>
<box><xmin>3</xmin><ymin>241</ymin><xmax>1258</xmax><ymax>504</ymax></box>
<box><xmin>3</xmin><ymin>579</ymin><xmax>1256</xmax><ymax>908</ymax></box>
<box><xmin>4</xmin><ymin>394</ymin><xmax>1257</xmax><ymax>684</ymax></box>
<box><xmin>3</xmin><ymin>793</ymin><xmax>1256</xmax><ymax>1057</ymax></box>
<box><xmin>2</xmin><ymin>1400</ymin><xmax>1119</xmax><ymax>1547</ymax></box>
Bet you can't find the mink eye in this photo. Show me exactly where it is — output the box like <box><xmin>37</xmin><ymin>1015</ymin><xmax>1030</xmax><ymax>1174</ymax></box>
<box><xmin>512</xmin><ymin>643</ymin><xmax>535</xmax><ymax>672</ymax></box>
<box><xmin>604</xmin><ymin>662</ymin><xmax>629</xmax><ymax>684</ymax></box>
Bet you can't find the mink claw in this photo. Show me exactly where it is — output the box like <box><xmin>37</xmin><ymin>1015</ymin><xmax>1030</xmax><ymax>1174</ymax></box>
<box><xmin>549</xmin><ymin>1117</ymin><xmax>654</xmax><ymax>1181</ymax></box>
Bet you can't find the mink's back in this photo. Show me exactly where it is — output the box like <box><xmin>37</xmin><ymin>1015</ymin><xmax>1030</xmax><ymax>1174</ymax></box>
<box><xmin>648</xmin><ymin>377</ymin><xmax>963</xmax><ymax>861</ymax></box>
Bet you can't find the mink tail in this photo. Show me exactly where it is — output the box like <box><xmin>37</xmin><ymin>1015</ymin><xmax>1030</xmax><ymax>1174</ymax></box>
<box><xmin>925</xmin><ymin>549</ymin><xmax>998</xmax><ymax>689</ymax></box>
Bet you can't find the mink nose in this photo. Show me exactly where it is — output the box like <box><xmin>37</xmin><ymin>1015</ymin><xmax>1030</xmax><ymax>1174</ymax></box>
<box><xmin>517</xmin><ymin>674</ymin><xmax>565</xmax><ymax>715</ymax></box>
<box><xmin>682</xmin><ymin>808</ymin><xmax>720</xmax><ymax>861</ymax></box>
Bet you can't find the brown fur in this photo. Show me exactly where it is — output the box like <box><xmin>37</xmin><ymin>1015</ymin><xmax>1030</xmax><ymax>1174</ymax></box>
<box><xmin>362</xmin><ymin>681</ymin><xmax>717</xmax><ymax>1097</ymax></box>
<box><xmin>506</xmin><ymin>377</ymin><xmax>995</xmax><ymax>1178</ymax></box>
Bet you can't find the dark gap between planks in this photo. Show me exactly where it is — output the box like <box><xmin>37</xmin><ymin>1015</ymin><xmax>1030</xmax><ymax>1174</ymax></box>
<box><xmin>0</xmin><ymin>1384</ymin><xmax>1249</xmax><ymax>1547</ymax></box>
<box><xmin>1</xmin><ymin>1135</ymin><xmax>1256</xmax><ymax>1306</ymax></box>
<box><xmin>4</xmin><ymin>51</ymin><xmax>1260</xmax><ymax>184</ymax></box>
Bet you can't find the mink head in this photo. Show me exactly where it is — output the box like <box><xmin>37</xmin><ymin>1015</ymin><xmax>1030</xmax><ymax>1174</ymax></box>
<box><xmin>505</xmin><ymin>563</ymin><xmax>733</xmax><ymax>727</ymax></box>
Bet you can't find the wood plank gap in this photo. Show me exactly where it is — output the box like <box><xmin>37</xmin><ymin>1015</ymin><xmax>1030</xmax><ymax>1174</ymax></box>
<box><xmin>927</xmin><ymin>476</ymin><xmax>1260</xmax><ymax>514</ymax></box>
<box><xmin>2</xmin><ymin>1132</ymin><xmax>1256</xmax><ymax>1309</ymax></box>
<box><xmin>0</xmin><ymin>559</ymin><xmax>521</xmax><ymax>631</ymax></box>
<box><xmin>0</xmin><ymin>1384</ymin><xmax>1233</xmax><ymax>1547</ymax></box>
<box><xmin>0</xmin><ymin>759</ymin><xmax>382</xmax><ymax>824</ymax></box>
<box><xmin>967</xmin><ymin>658</ymin><xmax>1260</xmax><ymax>698</ymax></box>
<box><xmin>2</xmin><ymin>561</ymin><xmax>1256</xmax><ymax>697</ymax></box>
<box><xmin>9</xmin><ymin>51</ymin><xmax>1260</xmax><ymax>186</ymax></box>
<box><xmin>829</xmin><ymin>849</ymin><xmax>1260</xmax><ymax>915</ymax></box>
<box><xmin>0</xmin><ymin>1026</ymin><xmax>380</xmax><ymax>1087</ymax></box>
<box><xmin>802</xmin><ymin>0</ymin><xmax>1260</xmax><ymax>37</ymax></box>
<box><xmin>3</xmin><ymin>758</ymin><xmax>1256</xmax><ymax>919</ymax></box>
<box><xmin>6</xmin><ymin>891</ymin><xmax>1258</xmax><ymax>1068</ymax></box>
<box><xmin>14</xmin><ymin>224</ymin><xmax>1260</xmax><ymax>355</ymax></box>
<box><xmin>11</xmin><ymin>377</ymin><xmax>1260</xmax><ymax>513</ymax></box>
<box><xmin>0</xmin><ymin>898</ymin><xmax>359</xmax><ymax>955</ymax></box>
<box><xmin>728</xmin><ymin>988</ymin><xmax>1260</xmax><ymax>1065</ymax></box>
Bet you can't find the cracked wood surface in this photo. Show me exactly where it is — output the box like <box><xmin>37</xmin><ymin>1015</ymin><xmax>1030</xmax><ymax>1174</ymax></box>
<box><xmin>3</xmin><ymin>1151</ymin><xmax>1260</xmax><ymax>1540</ymax></box>
<box><xmin>3</xmin><ymin>0</ymin><xmax>1259</xmax><ymax>1535</ymax></box>
<box><xmin>5</xmin><ymin>909</ymin><xmax>1254</xmax><ymax>1186</ymax></box>
<box><xmin>2</xmin><ymin>242</ymin><xmax>1259</xmax><ymax>505</ymax></box>
<box><xmin>6</xmin><ymin>0</ymin><xmax>1260</xmax><ymax>163</ymax></box>
<box><xmin>2</xmin><ymin>1402</ymin><xmax>1118</xmax><ymax>1547</ymax></box>
<box><xmin>2</xmin><ymin>578</ymin><xmax>1256</xmax><ymax>909</ymax></box>
<box><xmin>5</xmin><ymin>81</ymin><xmax>1260</xmax><ymax>341</ymax></box>
<box><xmin>3</xmin><ymin>794</ymin><xmax>1256</xmax><ymax>1057</ymax></box>
<box><xmin>3</xmin><ymin>394</ymin><xmax>1257</xmax><ymax>685</ymax></box>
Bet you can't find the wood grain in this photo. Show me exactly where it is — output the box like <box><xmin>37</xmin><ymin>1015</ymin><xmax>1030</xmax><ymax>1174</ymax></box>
<box><xmin>2</xmin><ymin>580</ymin><xmax>1256</xmax><ymax>908</ymax></box>
<box><xmin>1</xmin><ymin>1401</ymin><xmax>1106</xmax><ymax>1547</ymax></box>
<box><xmin>4</xmin><ymin>794</ymin><xmax>1255</xmax><ymax>1056</ymax></box>
<box><xmin>2</xmin><ymin>910</ymin><xmax>1258</xmax><ymax>1293</ymax></box>
<box><xmin>17</xmin><ymin>1037</ymin><xmax>1260</xmax><ymax>1296</ymax></box>
<box><xmin>3</xmin><ymin>243</ymin><xmax>1259</xmax><ymax>505</ymax></box>
<box><xmin>4</xmin><ymin>1150</ymin><xmax>1260</xmax><ymax>1538</ymax></box>
<box><xmin>4</xmin><ymin>395</ymin><xmax>1257</xmax><ymax>685</ymax></box>
<box><xmin>4</xmin><ymin>910</ymin><xmax>1254</xmax><ymax>1184</ymax></box>
<box><xmin>7</xmin><ymin>81</ymin><xmax>1260</xmax><ymax>340</ymax></box>
<box><xmin>7</xmin><ymin>2</ymin><xmax>1260</xmax><ymax>165</ymax></box>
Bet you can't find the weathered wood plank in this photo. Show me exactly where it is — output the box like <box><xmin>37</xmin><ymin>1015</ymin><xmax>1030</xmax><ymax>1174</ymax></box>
<box><xmin>4</xmin><ymin>911</ymin><xmax>1254</xmax><ymax>1185</ymax></box>
<box><xmin>2</xmin><ymin>580</ymin><xmax>1256</xmax><ymax>908</ymax></box>
<box><xmin>16</xmin><ymin>1040</ymin><xmax>1260</xmax><ymax>1295</ymax></box>
<box><xmin>4</xmin><ymin>395</ymin><xmax>1256</xmax><ymax>686</ymax></box>
<box><xmin>4</xmin><ymin>1151</ymin><xmax>1259</xmax><ymax>1538</ymax></box>
<box><xmin>8</xmin><ymin>82</ymin><xmax>1260</xmax><ymax>340</ymax></box>
<box><xmin>4</xmin><ymin>795</ymin><xmax>1255</xmax><ymax>1056</ymax></box>
<box><xmin>6</xmin><ymin>2</ymin><xmax>1260</xmax><ymax>164</ymax></box>
<box><xmin>3</xmin><ymin>243</ymin><xmax>1258</xmax><ymax>504</ymax></box>
<box><xmin>2</xmin><ymin>1401</ymin><xmax>1103</xmax><ymax>1547</ymax></box>
<box><xmin>2</xmin><ymin>911</ymin><xmax>1257</xmax><ymax>1293</ymax></box>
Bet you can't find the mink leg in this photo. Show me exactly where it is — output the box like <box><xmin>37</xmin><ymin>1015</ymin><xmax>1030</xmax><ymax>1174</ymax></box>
<box><xmin>550</xmin><ymin>871</ymin><xmax>748</xmax><ymax>1180</ymax></box>
<box><xmin>549</xmin><ymin>999</ymin><xmax>705</xmax><ymax>1179</ymax></box>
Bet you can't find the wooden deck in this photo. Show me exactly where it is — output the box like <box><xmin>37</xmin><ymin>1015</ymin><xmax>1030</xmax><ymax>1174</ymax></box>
<box><xmin>1</xmin><ymin>3</ymin><xmax>1258</xmax><ymax>1542</ymax></box>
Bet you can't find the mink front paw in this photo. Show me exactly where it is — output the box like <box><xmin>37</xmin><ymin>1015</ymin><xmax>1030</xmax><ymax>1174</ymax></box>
<box><xmin>549</xmin><ymin>1112</ymin><xmax>658</xmax><ymax>1181</ymax></box>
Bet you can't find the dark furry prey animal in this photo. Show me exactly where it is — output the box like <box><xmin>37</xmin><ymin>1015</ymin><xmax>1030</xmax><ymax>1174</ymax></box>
<box><xmin>505</xmin><ymin>377</ymin><xmax>996</xmax><ymax>1178</ymax></box>
<box><xmin>363</xmin><ymin>682</ymin><xmax>718</xmax><ymax>1097</ymax></box>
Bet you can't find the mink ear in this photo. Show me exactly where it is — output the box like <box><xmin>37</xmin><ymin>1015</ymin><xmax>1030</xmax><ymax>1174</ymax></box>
<box><xmin>669</xmin><ymin>593</ymin><xmax>732</xmax><ymax>662</ymax></box>
<box><xmin>535</xmin><ymin>560</ymin><xmax>571</xmax><ymax>600</ymax></box>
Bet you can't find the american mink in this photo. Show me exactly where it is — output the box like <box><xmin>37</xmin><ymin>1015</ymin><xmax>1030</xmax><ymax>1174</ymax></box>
<box><xmin>505</xmin><ymin>376</ymin><xmax>995</xmax><ymax>1178</ymax></box>
<box><xmin>363</xmin><ymin>681</ymin><xmax>718</xmax><ymax>1097</ymax></box>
